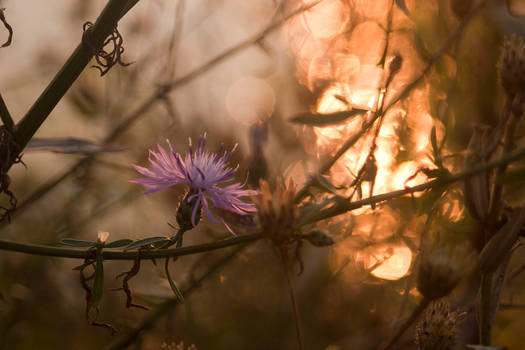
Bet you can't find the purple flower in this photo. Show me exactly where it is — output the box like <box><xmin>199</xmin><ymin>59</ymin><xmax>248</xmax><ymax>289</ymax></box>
<box><xmin>131</xmin><ymin>134</ymin><xmax>258</xmax><ymax>234</ymax></box>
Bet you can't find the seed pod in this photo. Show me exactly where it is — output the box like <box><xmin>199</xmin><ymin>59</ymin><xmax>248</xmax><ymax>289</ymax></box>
<box><xmin>478</xmin><ymin>208</ymin><xmax>525</xmax><ymax>273</ymax></box>
<box><xmin>462</xmin><ymin>126</ymin><xmax>490</xmax><ymax>222</ymax></box>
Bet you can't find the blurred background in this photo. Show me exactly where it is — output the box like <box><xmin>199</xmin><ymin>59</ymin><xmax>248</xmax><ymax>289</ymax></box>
<box><xmin>1</xmin><ymin>0</ymin><xmax>525</xmax><ymax>349</ymax></box>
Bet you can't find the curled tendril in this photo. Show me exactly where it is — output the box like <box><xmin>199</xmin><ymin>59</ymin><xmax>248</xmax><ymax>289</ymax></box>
<box><xmin>0</xmin><ymin>126</ymin><xmax>23</xmax><ymax>223</ymax></box>
<box><xmin>0</xmin><ymin>8</ymin><xmax>13</xmax><ymax>48</ymax></box>
<box><xmin>113</xmin><ymin>253</ymin><xmax>149</xmax><ymax>311</ymax></box>
<box><xmin>82</xmin><ymin>21</ymin><xmax>132</xmax><ymax>76</ymax></box>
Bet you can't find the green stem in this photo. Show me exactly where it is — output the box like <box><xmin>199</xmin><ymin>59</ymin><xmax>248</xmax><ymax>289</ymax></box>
<box><xmin>11</xmin><ymin>0</ymin><xmax>136</xmax><ymax>167</ymax></box>
<box><xmin>0</xmin><ymin>233</ymin><xmax>263</xmax><ymax>260</ymax></box>
<box><xmin>479</xmin><ymin>272</ymin><xmax>493</xmax><ymax>345</ymax></box>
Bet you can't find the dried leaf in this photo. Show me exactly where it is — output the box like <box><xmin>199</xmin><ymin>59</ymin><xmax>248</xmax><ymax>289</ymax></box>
<box><xmin>479</xmin><ymin>208</ymin><xmax>525</xmax><ymax>273</ymax></box>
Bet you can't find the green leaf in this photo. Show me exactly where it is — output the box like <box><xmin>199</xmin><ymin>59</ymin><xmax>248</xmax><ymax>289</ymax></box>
<box><xmin>59</xmin><ymin>239</ymin><xmax>96</xmax><ymax>247</ymax></box>
<box><xmin>290</xmin><ymin>109</ymin><xmax>369</xmax><ymax>127</ymax></box>
<box><xmin>91</xmin><ymin>250</ymin><xmax>104</xmax><ymax>308</ymax></box>
<box><xmin>124</xmin><ymin>237</ymin><xmax>170</xmax><ymax>251</ymax></box>
<box><xmin>165</xmin><ymin>259</ymin><xmax>184</xmax><ymax>303</ymax></box>
<box><xmin>105</xmin><ymin>239</ymin><xmax>134</xmax><ymax>248</ymax></box>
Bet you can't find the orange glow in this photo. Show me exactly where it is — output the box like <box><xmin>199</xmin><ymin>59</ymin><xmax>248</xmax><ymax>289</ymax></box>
<box><xmin>301</xmin><ymin>0</ymin><xmax>350</xmax><ymax>39</ymax></box>
<box><xmin>282</xmin><ymin>0</ymin><xmax>439</xmax><ymax>281</ymax></box>
<box><xmin>356</xmin><ymin>246</ymin><xmax>413</xmax><ymax>280</ymax></box>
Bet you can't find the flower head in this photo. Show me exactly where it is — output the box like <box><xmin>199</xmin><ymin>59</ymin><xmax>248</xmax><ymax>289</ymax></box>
<box><xmin>131</xmin><ymin>134</ymin><xmax>258</xmax><ymax>234</ymax></box>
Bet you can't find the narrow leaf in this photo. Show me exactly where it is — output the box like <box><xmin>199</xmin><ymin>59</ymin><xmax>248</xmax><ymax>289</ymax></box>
<box><xmin>290</xmin><ymin>109</ymin><xmax>368</xmax><ymax>127</ymax></box>
<box><xmin>124</xmin><ymin>237</ymin><xmax>170</xmax><ymax>251</ymax></box>
<box><xmin>59</xmin><ymin>238</ymin><xmax>97</xmax><ymax>247</ymax></box>
<box><xmin>105</xmin><ymin>239</ymin><xmax>134</xmax><ymax>248</ymax></box>
<box><xmin>27</xmin><ymin>137</ymin><xmax>123</xmax><ymax>155</ymax></box>
<box><xmin>91</xmin><ymin>251</ymin><xmax>104</xmax><ymax>308</ymax></box>
<box><xmin>165</xmin><ymin>259</ymin><xmax>184</xmax><ymax>303</ymax></box>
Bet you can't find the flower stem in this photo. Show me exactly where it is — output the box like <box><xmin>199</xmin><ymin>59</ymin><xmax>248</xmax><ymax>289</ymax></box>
<box><xmin>0</xmin><ymin>93</ymin><xmax>14</xmax><ymax>131</ymax></box>
<box><xmin>279</xmin><ymin>248</ymin><xmax>304</xmax><ymax>350</ymax></box>
<box><xmin>0</xmin><ymin>233</ymin><xmax>263</xmax><ymax>260</ymax></box>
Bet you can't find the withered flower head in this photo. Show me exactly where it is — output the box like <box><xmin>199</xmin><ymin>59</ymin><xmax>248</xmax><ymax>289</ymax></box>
<box><xmin>253</xmin><ymin>178</ymin><xmax>298</xmax><ymax>246</ymax></box>
<box><xmin>415</xmin><ymin>300</ymin><xmax>465</xmax><ymax>350</ymax></box>
<box><xmin>417</xmin><ymin>238</ymin><xmax>469</xmax><ymax>300</ymax></box>
<box><xmin>498</xmin><ymin>34</ymin><xmax>525</xmax><ymax>98</ymax></box>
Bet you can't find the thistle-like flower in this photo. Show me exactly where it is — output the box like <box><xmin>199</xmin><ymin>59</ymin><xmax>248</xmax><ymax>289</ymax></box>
<box><xmin>415</xmin><ymin>300</ymin><xmax>465</xmax><ymax>350</ymax></box>
<box><xmin>131</xmin><ymin>134</ymin><xmax>258</xmax><ymax>233</ymax></box>
<box><xmin>252</xmin><ymin>178</ymin><xmax>298</xmax><ymax>246</ymax></box>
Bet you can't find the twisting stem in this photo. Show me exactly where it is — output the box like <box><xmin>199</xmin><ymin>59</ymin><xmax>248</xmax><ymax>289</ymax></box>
<box><xmin>279</xmin><ymin>248</ymin><xmax>304</xmax><ymax>350</ymax></box>
<box><xmin>380</xmin><ymin>298</ymin><xmax>430</xmax><ymax>350</ymax></box>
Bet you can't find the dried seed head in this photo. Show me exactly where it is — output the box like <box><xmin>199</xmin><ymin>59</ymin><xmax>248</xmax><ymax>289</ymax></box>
<box><xmin>498</xmin><ymin>34</ymin><xmax>525</xmax><ymax>98</ymax></box>
<box><xmin>415</xmin><ymin>300</ymin><xmax>465</xmax><ymax>350</ymax></box>
<box><xmin>417</xmin><ymin>239</ymin><xmax>468</xmax><ymax>300</ymax></box>
<box><xmin>253</xmin><ymin>178</ymin><xmax>298</xmax><ymax>246</ymax></box>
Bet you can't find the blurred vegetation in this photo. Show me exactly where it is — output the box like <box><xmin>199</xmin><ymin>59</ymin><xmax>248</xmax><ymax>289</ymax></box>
<box><xmin>0</xmin><ymin>0</ymin><xmax>525</xmax><ymax>349</ymax></box>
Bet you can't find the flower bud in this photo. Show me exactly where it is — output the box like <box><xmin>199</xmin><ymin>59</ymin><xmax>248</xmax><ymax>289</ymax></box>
<box><xmin>417</xmin><ymin>238</ymin><xmax>468</xmax><ymax>300</ymax></box>
<box><xmin>176</xmin><ymin>191</ymin><xmax>202</xmax><ymax>231</ymax></box>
